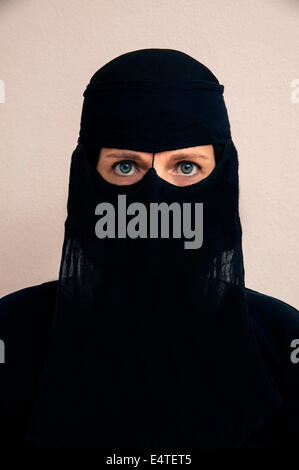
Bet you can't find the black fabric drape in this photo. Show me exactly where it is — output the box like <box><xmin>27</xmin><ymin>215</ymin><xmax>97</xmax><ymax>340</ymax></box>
<box><xmin>24</xmin><ymin>48</ymin><xmax>282</xmax><ymax>448</ymax></box>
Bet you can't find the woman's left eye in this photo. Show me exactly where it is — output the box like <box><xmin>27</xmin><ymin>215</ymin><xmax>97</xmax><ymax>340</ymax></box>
<box><xmin>177</xmin><ymin>161</ymin><xmax>199</xmax><ymax>176</ymax></box>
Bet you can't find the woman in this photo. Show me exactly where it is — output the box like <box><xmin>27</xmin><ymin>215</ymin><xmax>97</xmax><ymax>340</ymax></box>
<box><xmin>0</xmin><ymin>48</ymin><xmax>298</xmax><ymax>449</ymax></box>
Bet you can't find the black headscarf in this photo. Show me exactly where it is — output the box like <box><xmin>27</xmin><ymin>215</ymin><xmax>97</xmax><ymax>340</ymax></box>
<box><xmin>25</xmin><ymin>48</ymin><xmax>282</xmax><ymax>448</ymax></box>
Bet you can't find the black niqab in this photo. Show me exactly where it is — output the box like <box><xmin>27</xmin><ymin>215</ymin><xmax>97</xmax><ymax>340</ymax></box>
<box><xmin>25</xmin><ymin>48</ymin><xmax>282</xmax><ymax>448</ymax></box>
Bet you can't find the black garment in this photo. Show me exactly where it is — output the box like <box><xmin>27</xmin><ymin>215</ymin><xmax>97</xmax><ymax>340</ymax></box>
<box><xmin>0</xmin><ymin>281</ymin><xmax>298</xmax><ymax>448</ymax></box>
<box><xmin>24</xmin><ymin>141</ymin><xmax>285</xmax><ymax>449</ymax></box>
<box><xmin>14</xmin><ymin>48</ymin><xmax>285</xmax><ymax>449</ymax></box>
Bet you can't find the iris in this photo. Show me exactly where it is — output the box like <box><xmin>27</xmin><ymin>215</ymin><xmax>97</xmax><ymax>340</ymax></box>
<box><xmin>180</xmin><ymin>162</ymin><xmax>194</xmax><ymax>174</ymax></box>
<box><xmin>119</xmin><ymin>161</ymin><xmax>132</xmax><ymax>174</ymax></box>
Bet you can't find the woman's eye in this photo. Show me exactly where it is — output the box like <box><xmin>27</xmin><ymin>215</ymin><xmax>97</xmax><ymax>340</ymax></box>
<box><xmin>113</xmin><ymin>161</ymin><xmax>136</xmax><ymax>176</ymax></box>
<box><xmin>178</xmin><ymin>161</ymin><xmax>200</xmax><ymax>176</ymax></box>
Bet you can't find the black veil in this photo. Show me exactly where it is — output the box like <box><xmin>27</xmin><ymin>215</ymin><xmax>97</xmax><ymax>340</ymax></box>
<box><xmin>25</xmin><ymin>49</ymin><xmax>282</xmax><ymax>448</ymax></box>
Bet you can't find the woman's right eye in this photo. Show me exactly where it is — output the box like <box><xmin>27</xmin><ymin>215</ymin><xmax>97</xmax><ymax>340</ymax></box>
<box><xmin>113</xmin><ymin>160</ymin><xmax>137</xmax><ymax>176</ymax></box>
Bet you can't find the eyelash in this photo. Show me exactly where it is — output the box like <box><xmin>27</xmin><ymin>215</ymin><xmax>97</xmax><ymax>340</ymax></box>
<box><xmin>112</xmin><ymin>160</ymin><xmax>135</xmax><ymax>167</ymax></box>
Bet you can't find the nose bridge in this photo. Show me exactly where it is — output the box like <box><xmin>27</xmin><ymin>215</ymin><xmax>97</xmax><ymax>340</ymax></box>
<box><xmin>151</xmin><ymin>151</ymin><xmax>164</xmax><ymax>174</ymax></box>
<box><xmin>148</xmin><ymin>151</ymin><xmax>172</xmax><ymax>187</ymax></box>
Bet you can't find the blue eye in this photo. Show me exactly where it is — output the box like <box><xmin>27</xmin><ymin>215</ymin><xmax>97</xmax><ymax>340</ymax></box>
<box><xmin>119</xmin><ymin>161</ymin><xmax>133</xmax><ymax>174</ymax></box>
<box><xmin>180</xmin><ymin>162</ymin><xmax>194</xmax><ymax>174</ymax></box>
<box><xmin>113</xmin><ymin>160</ymin><xmax>139</xmax><ymax>178</ymax></box>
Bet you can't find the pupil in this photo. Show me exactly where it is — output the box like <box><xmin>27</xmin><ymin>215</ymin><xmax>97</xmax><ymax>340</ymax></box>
<box><xmin>120</xmin><ymin>162</ymin><xmax>132</xmax><ymax>174</ymax></box>
<box><xmin>181</xmin><ymin>162</ymin><xmax>193</xmax><ymax>174</ymax></box>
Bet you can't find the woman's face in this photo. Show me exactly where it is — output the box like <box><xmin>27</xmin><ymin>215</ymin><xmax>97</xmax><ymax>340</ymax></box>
<box><xmin>96</xmin><ymin>145</ymin><xmax>216</xmax><ymax>186</ymax></box>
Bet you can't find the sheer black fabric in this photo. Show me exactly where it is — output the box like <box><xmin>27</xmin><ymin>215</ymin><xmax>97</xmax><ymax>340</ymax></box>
<box><xmin>25</xmin><ymin>49</ymin><xmax>282</xmax><ymax>448</ymax></box>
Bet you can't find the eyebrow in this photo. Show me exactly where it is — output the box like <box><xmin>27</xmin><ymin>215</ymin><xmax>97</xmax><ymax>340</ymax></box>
<box><xmin>104</xmin><ymin>151</ymin><xmax>146</xmax><ymax>161</ymax></box>
<box><xmin>170</xmin><ymin>152</ymin><xmax>210</xmax><ymax>161</ymax></box>
<box><xmin>105</xmin><ymin>151</ymin><xmax>210</xmax><ymax>160</ymax></box>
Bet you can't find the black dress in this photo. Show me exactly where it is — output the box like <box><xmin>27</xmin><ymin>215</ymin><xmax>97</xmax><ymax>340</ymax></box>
<box><xmin>0</xmin><ymin>280</ymin><xmax>298</xmax><ymax>448</ymax></box>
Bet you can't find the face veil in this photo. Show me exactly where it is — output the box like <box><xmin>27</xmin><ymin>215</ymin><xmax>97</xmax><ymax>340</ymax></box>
<box><xmin>25</xmin><ymin>48</ymin><xmax>282</xmax><ymax>449</ymax></box>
